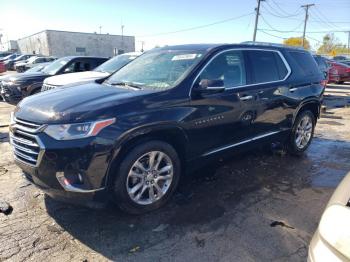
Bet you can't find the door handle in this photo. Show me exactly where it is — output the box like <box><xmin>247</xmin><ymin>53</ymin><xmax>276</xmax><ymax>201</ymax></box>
<box><xmin>240</xmin><ymin>95</ymin><xmax>253</xmax><ymax>101</ymax></box>
<box><xmin>289</xmin><ymin>87</ymin><xmax>298</xmax><ymax>92</ymax></box>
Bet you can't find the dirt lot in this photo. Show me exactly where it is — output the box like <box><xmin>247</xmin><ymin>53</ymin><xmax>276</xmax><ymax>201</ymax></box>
<box><xmin>1</xmin><ymin>78</ymin><xmax>350</xmax><ymax>261</ymax></box>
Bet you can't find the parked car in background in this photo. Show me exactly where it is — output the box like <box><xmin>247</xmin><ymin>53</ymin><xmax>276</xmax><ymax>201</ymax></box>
<box><xmin>1</xmin><ymin>56</ymin><xmax>108</xmax><ymax>103</ymax></box>
<box><xmin>328</xmin><ymin>61</ymin><xmax>350</xmax><ymax>84</ymax></box>
<box><xmin>308</xmin><ymin>171</ymin><xmax>350</xmax><ymax>262</ymax></box>
<box><xmin>341</xmin><ymin>60</ymin><xmax>350</xmax><ymax>66</ymax></box>
<box><xmin>15</xmin><ymin>56</ymin><xmax>56</xmax><ymax>72</ymax></box>
<box><xmin>25</xmin><ymin>62</ymin><xmax>52</xmax><ymax>73</ymax></box>
<box><xmin>333</xmin><ymin>55</ymin><xmax>348</xmax><ymax>62</ymax></box>
<box><xmin>0</xmin><ymin>61</ymin><xmax>5</xmax><ymax>74</ymax></box>
<box><xmin>0</xmin><ymin>51</ymin><xmax>13</xmax><ymax>59</ymax></box>
<box><xmin>5</xmin><ymin>54</ymin><xmax>35</xmax><ymax>71</ymax></box>
<box><xmin>313</xmin><ymin>55</ymin><xmax>330</xmax><ymax>82</ymax></box>
<box><xmin>10</xmin><ymin>43</ymin><xmax>325</xmax><ymax>214</ymax></box>
<box><xmin>41</xmin><ymin>52</ymin><xmax>142</xmax><ymax>91</ymax></box>
<box><xmin>0</xmin><ymin>53</ymin><xmax>19</xmax><ymax>62</ymax></box>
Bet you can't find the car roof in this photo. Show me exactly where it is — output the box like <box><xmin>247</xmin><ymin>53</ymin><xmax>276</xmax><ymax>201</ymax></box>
<box><xmin>157</xmin><ymin>43</ymin><xmax>309</xmax><ymax>53</ymax></box>
<box><xmin>61</xmin><ymin>56</ymin><xmax>109</xmax><ymax>59</ymax></box>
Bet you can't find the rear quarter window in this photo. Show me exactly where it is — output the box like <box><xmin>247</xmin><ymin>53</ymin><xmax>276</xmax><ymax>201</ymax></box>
<box><xmin>247</xmin><ymin>50</ymin><xmax>289</xmax><ymax>83</ymax></box>
<box><xmin>289</xmin><ymin>51</ymin><xmax>320</xmax><ymax>76</ymax></box>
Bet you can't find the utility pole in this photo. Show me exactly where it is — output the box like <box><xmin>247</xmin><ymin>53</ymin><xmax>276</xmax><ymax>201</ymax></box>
<box><xmin>121</xmin><ymin>24</ymin><xmax>125</xmax><ymax>53</ymax></box>
<box><xmin>99</xmin><ymin>26</ymin><xmax>102</xmax><ymax>34</ymax></box>
<box><xmin>141</xmin><ymin>41</ymin><xmax>145</xmax><ymax>52</ymax></box>
<box><xmin>301</xmin><ymin>4</ymin><xmax>315</xmax><ymax>48</ymax></box>
<box><xmin>253</xmin><ymin>0</ymin><xmax>264</xmax><ymax>42</ymax></box>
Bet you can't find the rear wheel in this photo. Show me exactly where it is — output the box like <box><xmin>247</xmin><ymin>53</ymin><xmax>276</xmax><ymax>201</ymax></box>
<box><xmin>112</xmin><ymin>141</ymin><xmax>181</xmax><ymax>214</ymax></box>
<box><xmin>286</xmin><ymin>110</ymin><xmax>315</xmax><ymax>156</ymax></box>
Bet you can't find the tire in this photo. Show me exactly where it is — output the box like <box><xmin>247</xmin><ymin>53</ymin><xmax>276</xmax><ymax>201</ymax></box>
<box><xmin>286</xmin><ymin>110</ymin><xmax>316</xmax><ymax>156</ymax></box>
<box><xmin>112</xmin><ymin>140</ymin><xmax>181</xmax><ymax>214</ymax></box>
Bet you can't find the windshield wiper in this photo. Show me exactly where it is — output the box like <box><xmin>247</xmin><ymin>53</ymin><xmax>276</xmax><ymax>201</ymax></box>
<box><xmin>108</xmin><ymin>81</ymin><xmax>143</xmax><ymax>89</ymax></box>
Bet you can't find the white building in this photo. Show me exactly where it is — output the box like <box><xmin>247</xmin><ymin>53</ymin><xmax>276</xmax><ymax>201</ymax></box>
<box><xmin>16</xmin><ymin>30</ymin><xmax>135</xmax><ymax>57</ymax></box>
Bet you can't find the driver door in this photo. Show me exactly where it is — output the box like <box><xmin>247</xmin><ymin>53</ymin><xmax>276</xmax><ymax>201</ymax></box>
<box><xmin>186</xmin><ymin>50</ymin><xmax>257</xmax><ymax>158</ymax></box>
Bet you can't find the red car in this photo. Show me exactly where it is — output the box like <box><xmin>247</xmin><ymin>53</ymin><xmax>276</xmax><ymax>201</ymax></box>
<box><xmin>328</xmin><ymin>61</ymin><xmax>350</xmax><ymax>84</ymax></box>
<box><xmin>0</xmin><ymin>61</ymin><xmax>5</xmax><ymax>73</ymax></box>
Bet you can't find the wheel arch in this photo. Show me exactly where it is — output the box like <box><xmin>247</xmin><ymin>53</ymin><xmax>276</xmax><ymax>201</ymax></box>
<box><xmin>105</xmin><ymin>124</ymin><xmax>189</xmax><ymax>188</ymax></box>
<box><xmin>293</xmin><ymin>99</ymin><xmax>321</xmax><ymax>123</ymax></box>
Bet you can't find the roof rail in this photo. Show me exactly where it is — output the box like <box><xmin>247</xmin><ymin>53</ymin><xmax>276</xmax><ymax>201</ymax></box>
<box><xmin>241</xmin><ymin>41</ymin><xmax>305</xmax><ymax>50</ymax></box>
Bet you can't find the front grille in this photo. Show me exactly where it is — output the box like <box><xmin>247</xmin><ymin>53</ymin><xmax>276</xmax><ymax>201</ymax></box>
<box><xmin>41</xmin><ymin>83</ymin><xmax>59</xmax><ymax>92</ymax></box>
<box><xmin>10</xmin><ymin>118</ymin><xmax>45</xmax><ymax>167</ymax></box>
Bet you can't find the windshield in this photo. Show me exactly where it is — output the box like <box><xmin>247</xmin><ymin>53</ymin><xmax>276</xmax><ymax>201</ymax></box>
<box><xmin>106</xmin><ymin>50</ymin><xmax>204</xmax><ymax>90</ymax></box>
<box><xmin>26</xmin><ymin>56</ymin><xmax>38</xmax><ymax>63</ymax></box>
<box><xmin>26</xmin><ymin>64</ymin><xmax>47</xmax><ymax>73</ymax></box>
<box><xmin>42</xmin><ymin>57</ymin><xmax>70</xmax><ymax>75</ymax></box>
<box><xmin>14</xmin><ymin>55</ymin><xmax>25</xmax><ymax>61</ymax></box>
<box><xmin>95</xmin><ymin>54</ymin><xmax>139</xmax><ymax>74</ymax></box>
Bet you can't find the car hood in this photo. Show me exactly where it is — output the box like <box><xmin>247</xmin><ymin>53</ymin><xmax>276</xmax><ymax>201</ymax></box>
<box><xmin>7</xmin><ymin>72</ymin><xmax>49</xmax><ymax>82</ymax></box>
<box><xmin>15</xmin><ymin>83</ymin><xmax>154</xmax><ymax>124</ymax></box>
<box><xmin>45</xmin><ymin>71</ymin><xmax>109</xmax><ymax>86</ymax></box>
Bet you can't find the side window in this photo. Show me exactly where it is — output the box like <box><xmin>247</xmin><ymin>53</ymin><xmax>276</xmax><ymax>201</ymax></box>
<box><xmin>247</xmin><ymin>50</ymin><xmax>288</xmax><ymax>83</ymax></box>
<box><xmin>196</xmin><ymin>50</ymin><xmax>246</xmax><ymax>88</ymax></box>
<box><xmin>66</xmin><ymin>60</ymin><xmax>91</xmax><ymax>72</ymax></box>
<box><xmin>288</xmin><ymin>51</ymin><xmax>320</xmax><ymax>76</ymax></box>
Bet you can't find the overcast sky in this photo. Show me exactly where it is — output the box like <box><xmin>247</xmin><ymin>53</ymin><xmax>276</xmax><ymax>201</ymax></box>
<box><xmin>1</xmin><ymin>0</ymin><xmax>349</xmax><ymax>51</ymax></box>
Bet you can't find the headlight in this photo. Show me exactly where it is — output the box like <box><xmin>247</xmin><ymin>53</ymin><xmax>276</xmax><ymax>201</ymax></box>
<box><xmin>44</xmin><ymin>118</ymin><xmax>115</xmax><ymax>140</ymax></box>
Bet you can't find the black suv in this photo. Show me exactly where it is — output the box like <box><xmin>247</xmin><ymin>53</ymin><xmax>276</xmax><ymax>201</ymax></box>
<box><xmin>1</xmin><ymin>56</ymin><xmax>107</xmax><ymax>104</ymax></box>
<box><xmin>11</xmin><ymin>44</ymin><xmax>325</xmax><ymax>214</ymax></box>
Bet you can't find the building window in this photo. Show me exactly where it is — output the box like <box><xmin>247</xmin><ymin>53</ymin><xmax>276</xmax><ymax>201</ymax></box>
<box><xmin>76</xmin><ymin>47</ymin><xmax>86</xmax><ymax>53</ymax></box>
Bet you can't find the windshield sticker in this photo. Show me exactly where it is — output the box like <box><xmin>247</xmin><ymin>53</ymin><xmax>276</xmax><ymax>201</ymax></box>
<box><xmin>172</xmin><ymin>54</ymin><xmax>199</xmax><ymax>61</ymax></box>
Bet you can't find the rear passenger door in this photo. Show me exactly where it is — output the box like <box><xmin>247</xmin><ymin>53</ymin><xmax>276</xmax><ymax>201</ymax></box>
<box><xmin>243</xmin><ymin>49</ymin><xmax>291</xmax><ymax>137</ymax></box>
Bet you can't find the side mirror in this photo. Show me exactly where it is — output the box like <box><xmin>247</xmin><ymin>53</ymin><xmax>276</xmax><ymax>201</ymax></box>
<box><xmin>197</xmin><ymin>79</ymin><xmax>225</xmax><ymax>94</ymax></box>
<box><xmin>64</xmin><ymin>68</ymin><xmax>73</xmax><ymax>73</ymax></box>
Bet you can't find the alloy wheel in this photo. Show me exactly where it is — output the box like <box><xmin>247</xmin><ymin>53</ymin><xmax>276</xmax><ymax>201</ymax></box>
<box><xmin>295</xmin><ymin>115</ymin><xmax>313</xmax><ymax>149</ymax></box>
<box><xmin>126</xmin><ymin>151</ymin><xmax>173</xmax><ymax>205</ymax></box>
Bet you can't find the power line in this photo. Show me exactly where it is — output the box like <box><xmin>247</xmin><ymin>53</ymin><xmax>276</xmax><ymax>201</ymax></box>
<box><xmin>259</xmin><ymin>29</ymin><xmax>287</xmax><ymax>39</ymax></box>
<box><xmin>258</xmin><ymin>28</ymin><xmax>350</xmax><ymax>34</ymax></box>
<box><xmin>262</xmin><ymin>5</ymin><xmax>301</xmax><ymax>19</ymax></box>
<box><xmin>137</xmin><ymin>12</ymin><xmax>254</xmax><ymax>38</ymax></box>
<box><xmin>313</xmin><ymin>6</ymin><xmax>344</xmax><ymax>30</ymax></box>
<box><xmin>270</xmin><ymin>0</ymin><xmax>302</xmax><ymax>17</ymax></box>
<box><xmin>260</xmin><ymin>15</ymin><xmax>304</xmax><ymax>33</ymax></box>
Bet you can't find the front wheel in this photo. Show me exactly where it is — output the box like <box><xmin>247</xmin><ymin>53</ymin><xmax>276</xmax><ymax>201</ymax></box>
<box><xmin>286</xmin><ymin>110</ymin><xmax>315</xmax><ymax>156</ymax></box>
<box><xmin>112</xmin><ymin>141</ymin><xmax>181</xmax><ymax>214</ymax></box>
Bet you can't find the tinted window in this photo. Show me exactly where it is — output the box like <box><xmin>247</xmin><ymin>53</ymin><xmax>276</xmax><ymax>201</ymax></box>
<box><xmin>196</xmin><ymin>50</ymin><xmax>246</xmax><ymax>88</ymax></box>
<box><xmin>248</xmin><ymin>50</ymin><xmax>288</xmax><ymax>83</ymax></box>
<box><xmin>313</xmin><ymin>56</ymin><xmax>328</xmax><ymax>71</ymax></box>
<box><xmin>88</xmin><ymin>58</ymin><xmax>106</xmax><ymax>70</ymax></box>
<box><xmin>289</xmin><ymin>51</ymin><xmax>320</xmax><ymax>76</ymax></box>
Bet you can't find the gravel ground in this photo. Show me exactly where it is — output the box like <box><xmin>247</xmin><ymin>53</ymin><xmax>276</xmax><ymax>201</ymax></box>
<box><xmin>0</xmin><ymin>81</ymin><xmax>350</xmax><ymax>262</ymax></box>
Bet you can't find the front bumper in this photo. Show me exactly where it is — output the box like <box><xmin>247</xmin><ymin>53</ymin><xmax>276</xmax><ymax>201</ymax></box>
<box><xmin>11</xmin><ymin>123</ymin><xmax>119</xmax><ymax>206</ymax></box>
<box><xmin>0</xmin><ymin>83</ymin><xmax>22</xmax><ymax>103</ymax></box>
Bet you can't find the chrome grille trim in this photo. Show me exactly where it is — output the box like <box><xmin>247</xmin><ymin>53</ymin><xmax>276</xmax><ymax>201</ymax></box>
<box><xmin>13</xmin><ymin>149</ymin><xmax>37</xmax><ymax>163</ymax></box>
<box><xmin>13</xmin><ymin>117</ymin><xmax>46</xmax><ymax>134</ymax></box>
<box><xmin>10</xmin><ymin>118</ymin><xmax>45</xmax><ymax>167</ymax></box>
<box><xmin>11</xmin><ymin>142</ymin><xmax>39</xmax><ymax>155</ymax></box>
<box><xmin>10</xmin><ymin>134</ymin><xmax>39</xmax><ymax>147</ymax></box>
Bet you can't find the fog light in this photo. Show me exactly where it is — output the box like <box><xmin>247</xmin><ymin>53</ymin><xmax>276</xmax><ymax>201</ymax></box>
<box><xmin>56</xmin><ymin>171</ymin><xmax>84</xmax><ymax>189</ymax></box>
